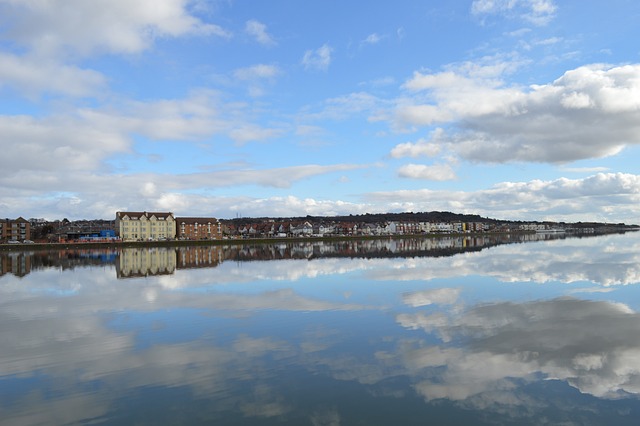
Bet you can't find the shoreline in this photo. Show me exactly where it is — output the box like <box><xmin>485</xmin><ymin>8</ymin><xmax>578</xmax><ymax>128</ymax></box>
<box><xmin>2</xmin><ymin>228</ymin><xmax>637</xmax><ymax>252</ymax></box>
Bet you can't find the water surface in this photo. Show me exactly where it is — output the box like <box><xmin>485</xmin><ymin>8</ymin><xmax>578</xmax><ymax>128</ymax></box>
<box><xmin>2</xmin><ymin>233</ymin><xmax>640</xmax><ymax>425</ymax></box>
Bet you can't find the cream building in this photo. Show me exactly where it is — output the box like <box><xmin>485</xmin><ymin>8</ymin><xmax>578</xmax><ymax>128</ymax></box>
<box><xmin>115</xmin><ymin>212</ymin><xmax>176</xmax><ymax>241</ymax></box>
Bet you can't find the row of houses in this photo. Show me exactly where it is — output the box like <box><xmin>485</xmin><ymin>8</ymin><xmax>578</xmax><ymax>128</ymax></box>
<box><xmin>116</xmin><ymin>212</ymin><xmax>222</xmax><ymax>241</ymax></box>
<box><xmin>228</xmin><ymin>219</ymin><xmax>492</xmax><ymax>238</ymax></box>
<box><xmin>114</xmin><ymin>211</ymin><xmax>501</xmax><ymax>241</ymax></box>
<box><xmin>3</xmin><ymin>211</ymin><xmax>579</xmax><ymax>244</ymax></box>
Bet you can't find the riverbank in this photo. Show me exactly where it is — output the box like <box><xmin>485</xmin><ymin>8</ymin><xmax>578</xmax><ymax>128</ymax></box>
<box><xmin>0</xmin><ymin>231</ymin><xmax>543</xmax><ymax>252</ymax></box>
<box><xmin>3</xmin><ymin>227</ymin><xmax>637</xmax><ymax>252</ymax></box>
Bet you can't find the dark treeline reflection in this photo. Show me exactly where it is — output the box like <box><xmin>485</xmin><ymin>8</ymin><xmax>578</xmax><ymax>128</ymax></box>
<box><xmin>0</xmin><ymin>232</ymin><xmax>614</xmax><ymax>279</ymax></box>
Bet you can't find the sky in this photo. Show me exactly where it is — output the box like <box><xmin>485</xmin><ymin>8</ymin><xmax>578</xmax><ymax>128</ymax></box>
<box><xmin>0</xmin><ymin>0</ymin><xmax>639</xmax><ymax>223</ymax></box>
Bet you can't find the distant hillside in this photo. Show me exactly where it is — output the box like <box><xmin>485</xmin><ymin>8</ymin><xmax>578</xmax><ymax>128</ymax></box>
<box><xmin>222</xmin><ymin>211</ymin><xmax>500</xmax><ymax>225</ymax></box>
<box><xmin>219</xmin><ymin>211</ymin><xmax>638</xmax><ymax>229</ymax></box>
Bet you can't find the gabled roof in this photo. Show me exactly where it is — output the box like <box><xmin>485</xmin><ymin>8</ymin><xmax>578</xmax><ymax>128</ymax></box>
<box><xmin>0</xmin><ymin>217</ymin><xmax>29</xmax><ymax>223</ymax></box>
<box><xmin>176</xmin><ymin>217</ymin><xmax>218</xmax><ymax>225</ymax></box>
<box><xmin>117</xmin><ymin>211</ymin><xmax>175</xmax><ymax>220</ymax></box>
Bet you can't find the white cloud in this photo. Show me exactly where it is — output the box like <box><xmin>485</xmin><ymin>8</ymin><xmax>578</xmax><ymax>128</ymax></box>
<box><xmin>366</xmin><ymin>76</ymin><xmax>396</xmax><ymax>87</ymax></box>
<box><xmin>80</xmin><ymin>91</ymin><xmax>225</xmax><ymax>141</ymax></box>
<box><xmin>223</xmin><ymin>195</ymin><xmax>369</xmax><ymax>218</ymax></box>
<box><xmin>398</xmin><ymin>164</ymin><xmax>457</xmax><ymax>181</ymax></box>
<box><xmin>233</xmin><ymin>64</ymin><xmax>280</xmax><ymax>81</ymax></box>
<box><xmin>232</xmin><ymin>64</ymin><xmax>281</xmax><ymax>97</ymax></box>
<box><xmin>0</xmin><ymin>89</ymin><xmax>289</xmax><ymax>181</ymax></box>
<box><xmin>4</xmin><ymin>170</ymin><xmax>638</xmax><ymax>222</ymax></box>
<box><xmin>0</xmin><ymin>114</ymin><xmax>130</xmax><ymax>177</ymax></box>
<box><xmin>305</xmin><ymin>92</ymin><xmax>383</xmax><ymax>121</ymax></box>
<box><xmin>362</xmin><ymin>33</ymin><xmax>384</xmax><ymax>45</ymax></box>
<box><xmin>390</xmin><ymin>134</ymin><xmax>443</xmax><ymax>159</ymax></box>
<box><xmin>0</xmin><ymin>0</ymin><xmax>229</xmax><ymax>57</ymax></box>
<box><xmin>228</xmin><ymin>125</ymin><xmax>283</xmax><ymax>144</ymax></box>
<box><xmin>471</xmin><ymin>0</ymin><xmax>557</xmax><ymax>26</ymax></box>
<box><xmin>0</xmin><ymin>164</ymin><xmax>369</xmax><ymax>219</ymax></box>
<box><xmin>302</xmin><ymin>44</ymin><xmax>333</xmax><ymax>71</ymax></box>
<box><xmin>0</xmin><ymin>1</ymin><xmax>230</xmax><ymax>98</ymax></box>
<box><xmin>533</xmin><ymin>36</ymin><xmax>562</xmax><ymax>46</ymax></box>
<box><xmin>245</xmin><ymin>19</ymin><xmax>276</xmax><ymax>46</ymax></box>
<box><xmin>396</xmin><ymin>63</ymin><xmax>640</xmax><ymax>164</ymax></box>
<box><xmin>0</xmin><ymin>53</ymin><xmax>107</xmax><ymax>97</ymax></box>
<box><xmin>365</xmin><ymin>173</ymin><xmax>640</xmax><ymax>223</ymax></box>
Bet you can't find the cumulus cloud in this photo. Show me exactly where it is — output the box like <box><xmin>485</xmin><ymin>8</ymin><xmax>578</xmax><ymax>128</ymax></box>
<box><xmin>302</xmin><ymin>44</ymin><xmax>333</xmax><ymax>71</ymax></box>
<box><xmin>0</xmin><ymin>1</ymin><xmax>229</xmax><ymax>98</ymax></box>
<box><xmin>245</xmin><ymin>19</ymin><xmax>276</xmax><ymax>46</ymax></box>
<box><xmin>0</xmin><ymin>0</ymin><xmax>229</xmax><ymax>57</ymax></box>
<box><xmin>396</xmin><ymin>63</ymin><xmax>640</xmax><ymax>164</ymax></box>
<box><xmin>390</xmin><ymin>136</ymin><xmax>442</xmax><ymax>159</ymax></box>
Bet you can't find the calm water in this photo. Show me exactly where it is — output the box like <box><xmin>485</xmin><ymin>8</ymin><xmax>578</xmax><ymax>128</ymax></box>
<box><xmin>2</xmin><ymin>232</ymin><xmax>640</xmax><ymax>425</ymax></box>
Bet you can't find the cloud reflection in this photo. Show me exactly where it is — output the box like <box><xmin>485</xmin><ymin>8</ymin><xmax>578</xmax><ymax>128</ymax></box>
<box><xmin>397</xmin><ymin>297</ymin><xmax>640</xmax><ymax>403</ymax></box>
<box><xmin>371</xmin><ymin>233</ymin><xmax>640</xmax><ymax>286</ymax></box>
<box><xmin>0</xmin><ymin>268</ymin><xmax>368</xmax><ymax>422</ymax></box>
<box><xmin>1</xmin><ymin>233</ymin><xmax>640</xmax><ymax>423</ymax></box>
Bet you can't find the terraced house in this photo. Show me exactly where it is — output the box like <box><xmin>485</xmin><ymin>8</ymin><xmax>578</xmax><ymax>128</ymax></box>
<box><xmin>116</xmin><ymin>212</ymin><xmax>176</xmax><ymax>241</ymax></box>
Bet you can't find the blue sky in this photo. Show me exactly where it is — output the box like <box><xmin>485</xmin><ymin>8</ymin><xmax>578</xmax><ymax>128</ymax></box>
<box><xmin>1</xmin><ymin>0</ymin><xmax>639</xmax><ymax>223</ymax></box>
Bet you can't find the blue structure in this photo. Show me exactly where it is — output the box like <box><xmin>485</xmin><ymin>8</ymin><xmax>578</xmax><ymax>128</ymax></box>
<box><xmin>78</xmin><ymin>229</ymin><xmax>118</xmax><ymax>241</ymax></box>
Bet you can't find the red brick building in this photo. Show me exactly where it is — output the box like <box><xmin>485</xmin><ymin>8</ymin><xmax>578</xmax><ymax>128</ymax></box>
<box><xmin>176</xmin><ymin>217</ymin><xmax>222</xmax><ymax>240</ymax></box>
<box><xmin>0</xmin><ymin>217</ymin><xmax>30</xmax><ymax>242</ymax></box>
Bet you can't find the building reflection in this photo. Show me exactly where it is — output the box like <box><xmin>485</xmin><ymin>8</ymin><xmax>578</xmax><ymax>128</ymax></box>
<box><xmin>0</xmin><ymin>252</ymin><xmax>31</xmax><ymax>277</ymax></box>
<box><xmin>1</xmin><ymin>248</ymin><xmax>119</xmax><ymax>278</ymax></box>
<box><xmin>116</xmin><ymin>247</ymin><xmax>177</xmax><ymax>278</ymax></box>
<box><xmin>0</xmin><ymin>232</ymin><xmax>600</xmax><ymax>280</ymax></box>
<box><xmin>176</xmin><ymin>246</ymin><xmax>224</xmax><ymax>270</ymax></box>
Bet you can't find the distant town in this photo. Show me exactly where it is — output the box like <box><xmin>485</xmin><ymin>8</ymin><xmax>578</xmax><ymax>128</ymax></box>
<box><xmin>1</xmin><ymin>211</ymin><xmax>637</xmax><ymax>244</ymax></box>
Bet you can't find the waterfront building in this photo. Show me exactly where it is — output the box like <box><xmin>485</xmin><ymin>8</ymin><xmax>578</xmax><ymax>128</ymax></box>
<box><xmin>176</xmin><ymin>217</ymin><xmax>222</xmax><ymax>240</ymax></box>
<box><xmin>115</xmin><ymin>212</ymin><xmax>176</xmax><ymax>241</ymax></box>
<box><xmin>0</xmin><ymin>217</ymin><xmax>30</xmax><ymax>242</ymax></box>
